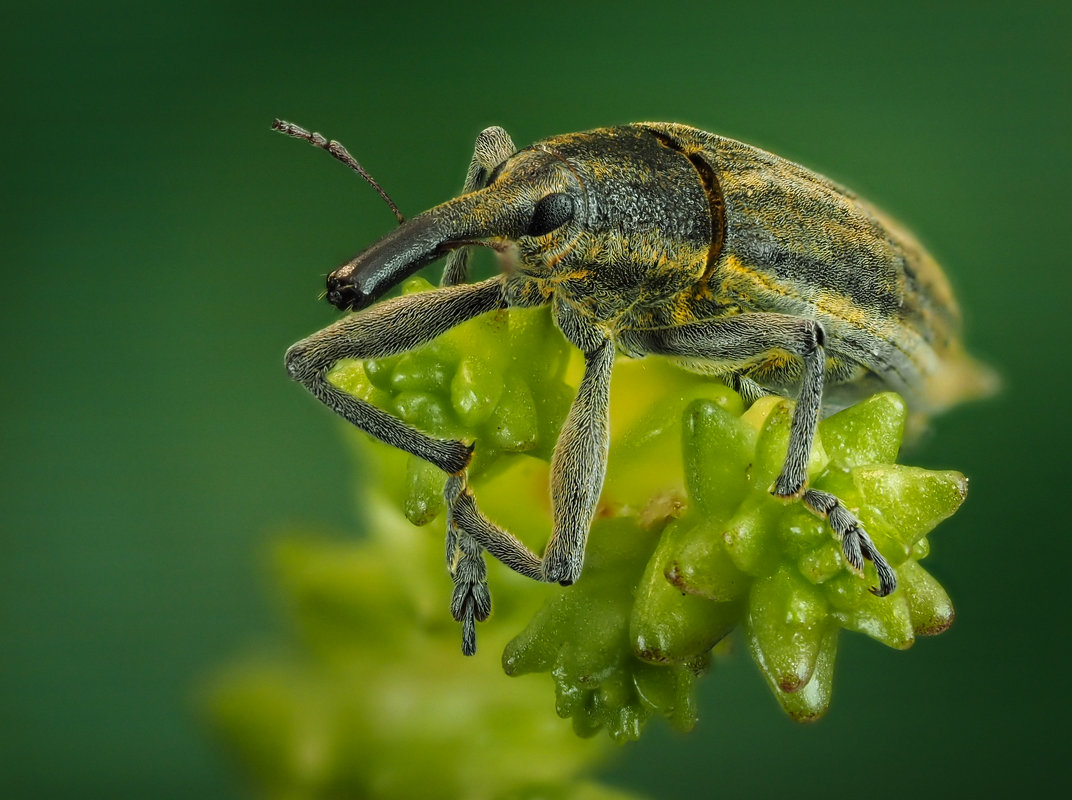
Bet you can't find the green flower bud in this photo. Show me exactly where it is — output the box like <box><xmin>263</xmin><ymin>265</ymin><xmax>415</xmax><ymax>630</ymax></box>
<box><xmin>334</xmin><ymin>289</ymin><xmax>965</xmax><ymax>732</ymax></box>
<box><xmin>211</xmin><ymin>286</ymin><xmax>969</xmax><ymax>783</ymax></box>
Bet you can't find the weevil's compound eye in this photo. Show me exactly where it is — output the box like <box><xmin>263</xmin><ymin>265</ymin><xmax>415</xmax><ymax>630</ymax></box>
<box><xmin>527</xmin><ymin>192</ymin><xmax>574</xmax><ymax>237</ymax></box>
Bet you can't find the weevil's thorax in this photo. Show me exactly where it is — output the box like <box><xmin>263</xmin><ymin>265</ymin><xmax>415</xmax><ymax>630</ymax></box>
<box><xmin>509</xmin><ymin>126</ymin><xmax>715</xmax><ymax>325</ymax></box>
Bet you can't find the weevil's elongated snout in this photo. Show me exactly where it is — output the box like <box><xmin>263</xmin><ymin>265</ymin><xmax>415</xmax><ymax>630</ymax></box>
<box><xmin>326</xmin><ymin>190</ymin><xmax>525</xmax><ymax>311</ymax></box>
<box><xmin>325</xmin><ymin>213</ymin><xmax>443</xmax><ymax>310</ymax></box>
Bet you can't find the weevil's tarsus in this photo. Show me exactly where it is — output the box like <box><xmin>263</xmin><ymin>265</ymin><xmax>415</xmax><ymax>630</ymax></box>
<box><xmin>442</xmin><ymin>126</ymin><xmax>518</xmax><ymax>287</ymax></box>
<box><xmin>444</xmin><ymin>474</ymin><xmax>492</xmax><ymax>656</ymax></box>
<box><xmin>448</xmin><ymin>524</ymin><xmax>491</xmax><ymax>656</ymax></box>
<box><xmin>272</xmin><ymin>118</ymin><xmax>405</xmax><ymax>225</ymax></box>
<box><xmin>804</xmin><ymin>488</ymin><xmax>898</xmax><ymax>596</ymax></box>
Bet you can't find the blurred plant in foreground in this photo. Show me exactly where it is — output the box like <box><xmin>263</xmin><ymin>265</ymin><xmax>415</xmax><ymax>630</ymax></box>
<box><xmin>202</xmin><ymin>507</ymin><xmax>632</xmax><ymax>800</ymax></box>
<box><xmin>204</xmin><ymin>278</ymin><xmax>966</xmax><ymax>796</ymax></box>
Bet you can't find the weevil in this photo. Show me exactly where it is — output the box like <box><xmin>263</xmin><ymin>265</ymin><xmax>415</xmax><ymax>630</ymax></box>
<box><xmin>277</xmin><ymin>119</ymin><xmax>993</xmax><ymax>655</ymax></box>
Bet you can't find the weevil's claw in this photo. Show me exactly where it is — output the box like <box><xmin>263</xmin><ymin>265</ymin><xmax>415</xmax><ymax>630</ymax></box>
<box><xmin>460</xmin><ymin>610</ymin><xmax>477</xmax><ymax>657</ymax></box>
<box><xmin>860</xmin><ymin>536</ymin><xmax>898</xmax><ymax>597</ymax></box>
<box><xmin>868</xmin><ymin>568</ymin><xmax>898</xmax><ymax>597</ymax></box>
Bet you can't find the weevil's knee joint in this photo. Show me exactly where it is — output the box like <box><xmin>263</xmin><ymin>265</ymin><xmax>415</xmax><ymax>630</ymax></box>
<box><xmin>807</xmin><ymin>320</ymin><xmax>825</xmax><ymax>350</ymax></box>
<box><xmin>770</xmin><ymin>482</ymin><xmax>807</xmax><ymax>501</ymax></box>
<box><xmin>283</xmin><ymin>343</ymin><xmax>305</xmax><ymax>381</ymax></box>
<box><xmin>285</xmin><ymin>340</ymin><xmax>320</xmax><ymax>383</ymax></box>
<box><xmin>448</xmin><ymin>443</ymin><xmax>476</xmax><ymax>476</ymax></box>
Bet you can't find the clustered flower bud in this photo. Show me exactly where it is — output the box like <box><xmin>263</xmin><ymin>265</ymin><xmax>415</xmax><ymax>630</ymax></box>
<box><xmin>207</xmin><ymin>278</ymin><xmax>966</xmax><ymax>794</ymax></box>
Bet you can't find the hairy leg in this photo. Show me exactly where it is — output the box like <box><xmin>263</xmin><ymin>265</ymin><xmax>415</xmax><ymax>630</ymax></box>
<box><xmin>621</xmin><ymin>314</ymin><xmax>896</xmax><ymax>595</ymax></box>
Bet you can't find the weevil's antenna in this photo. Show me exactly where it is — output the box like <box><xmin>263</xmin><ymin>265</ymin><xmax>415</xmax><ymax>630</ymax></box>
<box><xmin>272</xmin><ymin>119</ymin><xmax>405</xmax><ymax>225</ymax></box>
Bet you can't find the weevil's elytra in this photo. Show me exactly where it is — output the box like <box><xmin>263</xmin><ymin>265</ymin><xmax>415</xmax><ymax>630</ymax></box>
<box><xmin>278</xmin><ymin>119</ymin><xmax>994</xmax><ymax>655</ymax></box>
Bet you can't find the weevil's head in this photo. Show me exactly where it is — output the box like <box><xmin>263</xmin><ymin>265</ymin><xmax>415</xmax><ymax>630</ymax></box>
<box><xmin>326</xmin><ymin>125</ymin><xmax>718</xmax><ymax>314</ymax></box>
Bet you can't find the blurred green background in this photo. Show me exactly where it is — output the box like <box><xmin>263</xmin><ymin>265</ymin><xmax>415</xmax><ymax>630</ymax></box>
<box><xmin>4</xmin><ymin>1</ymin><xmax>1068</xmax><ymax>797</ymax></box>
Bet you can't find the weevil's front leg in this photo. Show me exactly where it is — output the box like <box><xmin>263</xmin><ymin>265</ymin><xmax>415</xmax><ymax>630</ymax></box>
<box><xmin>621</xmin><ymin>314</ymin><xmax>896</xmax><ymax>595</ymax></box>
<box><xmin>287</xmin><ymin>278</ymin><xmax>509</xmax><ymax>654</ymax></box>
<box><xmin>543</xmin><ymin>335</ymin><xmax>615</xmax><ymax>583</ymax></box>
<box><xmin>440</xmin><ymin>127</ymin><xmax>517</xmax><ymax>287</ymax></box>
<box><xmin>448</xmin><ymin>334</ymin><xmax>616</xmax><ymax>585</ymax></box>
<box><xmin>285</xmin><ymin>276</ymin><xmax>506</xmax><ymax>472</ymax></box>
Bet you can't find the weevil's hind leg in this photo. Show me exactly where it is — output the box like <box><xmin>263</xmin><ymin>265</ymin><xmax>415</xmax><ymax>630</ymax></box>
<box><xmin>620</xmin><ymin>313</ymin><xmax>897</xmax><ymax>594</ymax></box>
<box><xmin>804</xmin><ymin>489</ymin><xmax>897</xmax><ymax>596</ymax></box>
<box><xmin>441</xmin><ymin>127</ymin><xmax>517</xmax><ymax>286</ymax></box>
<box><xmin>765</xmin><ymin>322</ymin><xmax>825</xmax><ymax>500</ymax></box>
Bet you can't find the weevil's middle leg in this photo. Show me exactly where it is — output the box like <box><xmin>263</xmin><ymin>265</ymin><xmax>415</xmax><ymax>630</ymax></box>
<box><xmin>441</xmin><ymin>127</ymin><xmax>517</xmax><ymax>287</ymax></box>
<box><xmin>804</xmin><ymin>489</ymin><xmax>897</xmax><ymax>596</ymax></box>
<box><xmin>433</xmin><ymin>335</ymin><xmax>612</xmax><ymax>653</ymax></box>
<box><xmin>543</xmin><ymin>336</ymin><xmax>615</xmax><ymax>583</ymax></box>
<box><xmin>620</xmin><ymin>313</ymin><xmax>896</xmax><ymax>594</ymax></box>
<box><xmin>622</xmin><ymin>313</ymin><xmax>825</xmax><ymax>498</ymax></box>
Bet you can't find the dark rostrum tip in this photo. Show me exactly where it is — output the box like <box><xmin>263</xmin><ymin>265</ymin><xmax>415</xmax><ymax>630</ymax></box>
<box><xmin>326</xmin><ymin>275</ymin><xmax>368</xmax><ymax>312</ymax></box>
